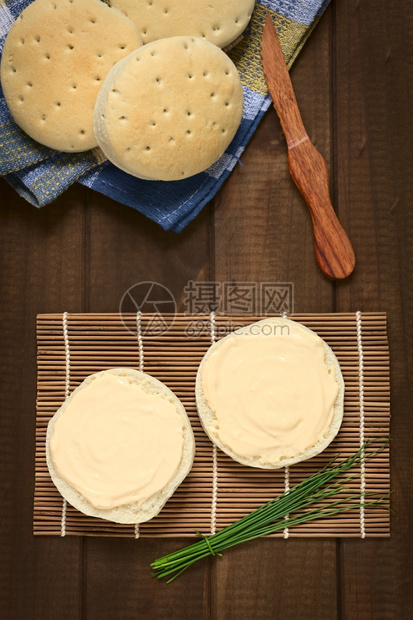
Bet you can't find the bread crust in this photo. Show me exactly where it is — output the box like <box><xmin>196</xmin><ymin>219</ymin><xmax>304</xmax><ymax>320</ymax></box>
<box><xmin>109</xmin><ymin>0</ymin><xmax>256</xmax><ymax>49</ymax></box>
<box><xmin>93</xmin><ymin>36</ymin><xmax>243</xmax><ymax>180</ymax></box>
<box><xmin>196</xmin><ymin>318</ymin><xmax>344</xmax><ymax>469</ymax></box>
<box><xmin>0</xmin><ymin>0</ymin><xmax>142</xmax><ymax>152</ymax></box>
<box><xmin>46</xmin><ymin>368</ymin><xmax>195</xmax><ymax>524</ymax></box>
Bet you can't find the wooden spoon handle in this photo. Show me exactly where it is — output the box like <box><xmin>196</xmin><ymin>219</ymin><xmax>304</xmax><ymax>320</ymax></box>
<box><xmin>288</xmin><ymin>138</ymin><xmax>356</xmax><ymax>280</ymax></box>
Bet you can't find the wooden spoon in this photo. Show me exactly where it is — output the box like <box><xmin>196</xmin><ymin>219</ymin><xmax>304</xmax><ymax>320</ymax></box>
<box><xmin>261</xmin><ymin>14</ymin><xmax>355</xmax><ymax>280</ymax></box>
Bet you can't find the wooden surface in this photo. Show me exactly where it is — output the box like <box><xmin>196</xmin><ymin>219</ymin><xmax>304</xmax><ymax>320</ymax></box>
<box><xmin>0</xmin><ymin>1</ymin><xmax>412</xmax><ymax>618</ymax></box>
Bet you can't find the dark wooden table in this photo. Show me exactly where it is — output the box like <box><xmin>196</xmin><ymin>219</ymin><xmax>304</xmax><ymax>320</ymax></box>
<box><xmin>1</xmin><ymin>2</ymin><xmax>412</xmax><ymax>618</ymax></box>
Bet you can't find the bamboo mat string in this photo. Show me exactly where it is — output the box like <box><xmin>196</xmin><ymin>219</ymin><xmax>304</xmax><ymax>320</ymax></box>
<box><xmin>136</xmin><ymin>310</ymin><xmax>144</xmax><ymax>373</ymax></box>
<box><xmin>356</xmin><ymin>310</ymin><xmax>366</xmax><ymax>539</ymax></box>
<box><xmin>282</xmin><ymin>311</ymin><xmax>290</xmax><ymax>539</ymax></box>
<box><xmin>60</xmin><ymin>311</ymin><xmax>70</xmax><ymax>537</ymax></box>
<box><xmin>283</xmin><ymin>467</ymin><xmax>290</xmax><ymax>539</ymax></box>
<box><xmin>133</xmin><ymin>311</ymin><xmax>145</xmax><ymax>540</ymax></box>
<box><xmin>210</xmin><ymin>311</ymin><xmax>218</xmax><ymax>536</ymax></box>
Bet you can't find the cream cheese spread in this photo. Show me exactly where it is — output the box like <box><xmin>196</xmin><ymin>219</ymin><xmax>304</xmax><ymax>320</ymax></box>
<box><xmin>200</xmin><ymin>322</ymin><xmax>339</xmax><ymax>464</ymax></box>
<box><xmin>49</xmin><ymin>373</ymin><xmax>184</xmax><ymax>509</ymax></box>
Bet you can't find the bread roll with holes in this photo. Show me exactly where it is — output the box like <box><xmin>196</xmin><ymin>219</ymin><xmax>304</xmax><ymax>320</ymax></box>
<box><xmin>46</xmin><ymin>368</ymin><xmax>195</xmax><ymax>524</ymax></box>
<box><xmin>109</xmin><ymin>0</ymin><xmax>255</xmax><ymax>49</ymax></box>
<box><xmin>0</xmin><ymin>0</ymin><xmax>142</xmax><ymax>152</ymax></box>
<box><xmin>94</xmin><ymin>36</ymin><xmax>244</xmax><ymax>181</ymax></box>
<box><xmin>196</xmin><ymin>318</ymin><xmax>344</xmax><ymax>469</ymax></box>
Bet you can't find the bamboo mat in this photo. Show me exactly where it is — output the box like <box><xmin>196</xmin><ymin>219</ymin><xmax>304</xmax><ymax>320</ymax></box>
<box><xmin>34</xmin><ymin>313</ymin><xmax>390</xmax><ymax>538</ymax></box>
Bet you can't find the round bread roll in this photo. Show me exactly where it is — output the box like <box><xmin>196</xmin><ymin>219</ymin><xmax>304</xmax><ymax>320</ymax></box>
<box><xmin>109</xmin><ymin>0</ymin><xmax>255</xmax><ymax>49</ymax></box>
<box><xmin>46</xmin><ymin>368</ymin><xmax>195</xmax><ymax>524</ymax></box>
<box><xmin>93</xmin><ymin>36</ymin><xmax>244</xmax><ymax>181</ymax></box>
<box><xmin>196</xmin><ymin>318</ymin><xmax>344</xmax><ymax>469</ymax></box>
<box><xmin>0</xmin><ymin>0</ymin><xmax>142</xmax><ymax>152</ymax></box>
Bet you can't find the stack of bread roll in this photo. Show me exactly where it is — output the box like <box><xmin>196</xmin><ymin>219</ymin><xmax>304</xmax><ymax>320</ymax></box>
<box><xmin>1</xmin><ymin>0</ymin><xmax>255</xmax><ymax>180</ymax></box>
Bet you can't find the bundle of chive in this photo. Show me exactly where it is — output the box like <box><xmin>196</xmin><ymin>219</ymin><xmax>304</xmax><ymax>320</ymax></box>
<box><xmin>151</xmin><ymin>440</ymin><xmax>390</xmax><ymax>582</ymax></box>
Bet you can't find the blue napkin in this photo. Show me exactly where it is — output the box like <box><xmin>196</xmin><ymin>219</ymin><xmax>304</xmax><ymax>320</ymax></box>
<box><xmin>0</xmin><ymin>0</ymin><xmax>330</xmax><ymax>231</ymax></box>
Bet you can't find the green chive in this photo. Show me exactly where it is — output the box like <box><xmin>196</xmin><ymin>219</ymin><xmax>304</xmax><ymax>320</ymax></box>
<box><xmin>151</xmin><ymin>438</ymin><xmax>390</xmax><ymax>582</ymax></box>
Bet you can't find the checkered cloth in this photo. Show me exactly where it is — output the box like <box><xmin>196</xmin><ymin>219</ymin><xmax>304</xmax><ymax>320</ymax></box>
<box><xmin>0</xmin><ymin>0</ymin><xmax>330</xmax><ymax>231</ymax></box>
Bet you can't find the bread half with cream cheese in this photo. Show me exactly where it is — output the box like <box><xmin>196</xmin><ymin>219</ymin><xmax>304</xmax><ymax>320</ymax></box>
<box><xmin>196</xmin><ymin>318</ymin><xmax>344</xmax><ymax>469</ymax></box>
<box><xmin>46</xmin><ymin>368</ymin><xmax>195</xmax><ymax>524</ymax></box>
